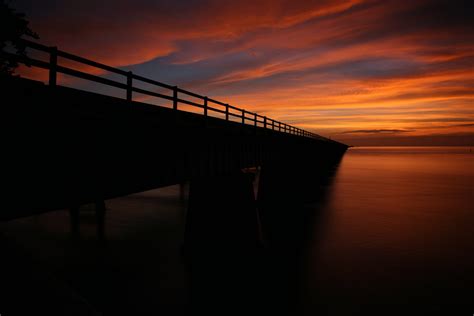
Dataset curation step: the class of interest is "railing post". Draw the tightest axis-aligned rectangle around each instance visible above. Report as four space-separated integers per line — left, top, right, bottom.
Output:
126 71 133 102
204 96 208 117
264 116 267 129
241 110 245 124
225 104 229 121
173 86 178 110
49 46 57 86
254 113 258 136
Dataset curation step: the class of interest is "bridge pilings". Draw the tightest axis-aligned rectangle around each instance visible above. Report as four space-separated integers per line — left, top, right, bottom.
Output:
183 170 265 314
184 171 260 253
67 200 107 241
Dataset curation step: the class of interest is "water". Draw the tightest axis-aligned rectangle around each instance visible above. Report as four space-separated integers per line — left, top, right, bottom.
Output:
302 146 474 314
1 146 473 314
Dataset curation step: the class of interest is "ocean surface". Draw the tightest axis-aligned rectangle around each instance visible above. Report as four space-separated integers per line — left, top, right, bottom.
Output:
1 146 473 314
302 146 474 314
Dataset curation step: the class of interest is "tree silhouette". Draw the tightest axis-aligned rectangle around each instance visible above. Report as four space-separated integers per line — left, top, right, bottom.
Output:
0 0 39 75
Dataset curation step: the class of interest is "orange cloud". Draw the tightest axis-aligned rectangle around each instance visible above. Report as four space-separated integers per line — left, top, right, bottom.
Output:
14 0 474 145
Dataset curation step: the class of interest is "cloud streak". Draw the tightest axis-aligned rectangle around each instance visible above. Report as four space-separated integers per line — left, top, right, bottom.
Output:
14 0 474 145
341 129 415 134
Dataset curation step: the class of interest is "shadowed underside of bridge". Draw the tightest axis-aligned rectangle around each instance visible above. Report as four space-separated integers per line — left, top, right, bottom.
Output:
3 76 347 221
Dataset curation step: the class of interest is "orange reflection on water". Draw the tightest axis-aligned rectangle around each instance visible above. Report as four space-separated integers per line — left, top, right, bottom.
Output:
305 146 474 312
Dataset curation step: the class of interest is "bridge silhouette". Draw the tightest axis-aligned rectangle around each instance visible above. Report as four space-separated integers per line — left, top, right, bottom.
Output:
3 39 348 243
2 39 349 314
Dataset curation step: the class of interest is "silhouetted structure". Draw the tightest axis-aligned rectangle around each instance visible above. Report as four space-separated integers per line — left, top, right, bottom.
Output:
2 39 348 315
3 39 347 221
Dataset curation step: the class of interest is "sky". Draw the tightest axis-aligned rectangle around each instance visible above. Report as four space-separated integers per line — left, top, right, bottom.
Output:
12 0 474 145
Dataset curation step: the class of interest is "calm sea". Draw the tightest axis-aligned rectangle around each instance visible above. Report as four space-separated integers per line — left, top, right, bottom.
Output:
302 146 474 314
1 146 473 314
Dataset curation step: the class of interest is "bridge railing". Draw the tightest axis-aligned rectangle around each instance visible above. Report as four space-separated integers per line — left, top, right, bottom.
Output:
4 39 328 140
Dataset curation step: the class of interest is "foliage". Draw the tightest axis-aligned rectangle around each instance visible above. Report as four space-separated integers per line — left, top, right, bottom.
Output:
0 0 39 75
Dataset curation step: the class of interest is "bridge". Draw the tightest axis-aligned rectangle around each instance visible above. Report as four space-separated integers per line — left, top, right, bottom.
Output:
2 40 348 243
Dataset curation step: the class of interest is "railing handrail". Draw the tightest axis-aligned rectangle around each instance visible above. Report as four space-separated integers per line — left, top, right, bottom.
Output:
8 38 331 140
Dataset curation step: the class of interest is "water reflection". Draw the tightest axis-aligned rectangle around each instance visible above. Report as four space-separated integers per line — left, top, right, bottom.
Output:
184 154 344 315
303 147 474 314
3 147 471 315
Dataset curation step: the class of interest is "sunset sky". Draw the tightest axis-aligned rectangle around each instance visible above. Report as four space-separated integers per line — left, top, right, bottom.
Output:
13 0 474 145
